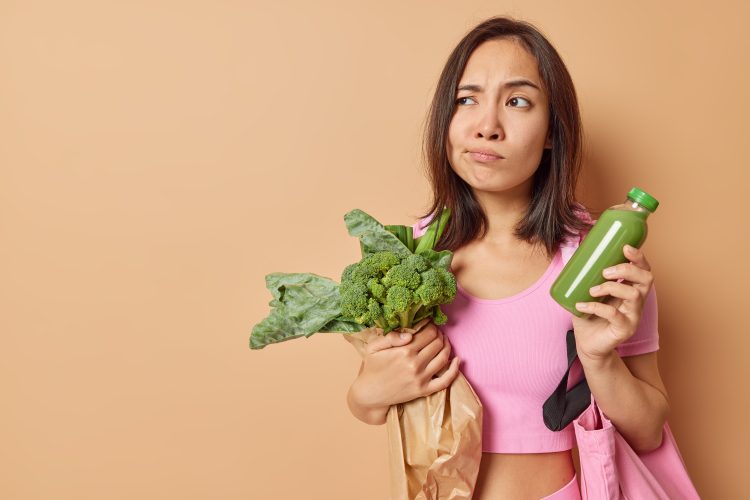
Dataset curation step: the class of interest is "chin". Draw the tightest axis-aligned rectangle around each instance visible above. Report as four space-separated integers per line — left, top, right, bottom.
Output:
460 168 516 191
468 174 534 196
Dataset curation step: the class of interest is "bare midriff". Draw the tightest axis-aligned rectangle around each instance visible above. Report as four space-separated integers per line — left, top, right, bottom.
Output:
473 450 576 499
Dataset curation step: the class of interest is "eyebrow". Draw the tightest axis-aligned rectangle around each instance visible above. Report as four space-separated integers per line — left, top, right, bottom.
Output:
456 79 542 93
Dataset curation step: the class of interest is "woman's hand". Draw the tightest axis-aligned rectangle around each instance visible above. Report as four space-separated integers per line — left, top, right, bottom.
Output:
348 322 461 423
571 244 655 364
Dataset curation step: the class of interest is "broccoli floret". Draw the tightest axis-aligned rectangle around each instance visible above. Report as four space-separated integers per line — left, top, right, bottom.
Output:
402 253 429 273
340 262 359 284
352 297 388 328
410 267 457 325
366 297 384 321
367 277 387 302
381 305 400 329
339 281 369 321
386 285 411 310
435 267 457 298
383 285 415 329
382 263 421 290
433 306 448 326
415 269 444 304
358 251 400 278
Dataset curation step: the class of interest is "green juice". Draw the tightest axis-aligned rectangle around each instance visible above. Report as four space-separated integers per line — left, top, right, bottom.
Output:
550 188 659 316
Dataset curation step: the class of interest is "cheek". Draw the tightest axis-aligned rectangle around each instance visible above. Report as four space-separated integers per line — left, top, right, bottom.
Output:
516 116 549 151
446 120 462 161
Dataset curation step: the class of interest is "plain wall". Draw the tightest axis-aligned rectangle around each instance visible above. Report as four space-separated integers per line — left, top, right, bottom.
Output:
1 1 747 498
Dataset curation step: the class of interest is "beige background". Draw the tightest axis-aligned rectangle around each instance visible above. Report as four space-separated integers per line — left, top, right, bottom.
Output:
1 1 747 498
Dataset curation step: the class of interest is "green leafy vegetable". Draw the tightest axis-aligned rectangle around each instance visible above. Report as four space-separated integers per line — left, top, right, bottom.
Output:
249 207 456 349
343 209 412 257
250 272 364 350
414 207 451 255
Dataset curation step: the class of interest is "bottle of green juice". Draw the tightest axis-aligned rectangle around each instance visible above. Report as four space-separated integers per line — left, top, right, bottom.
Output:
550 187 659 316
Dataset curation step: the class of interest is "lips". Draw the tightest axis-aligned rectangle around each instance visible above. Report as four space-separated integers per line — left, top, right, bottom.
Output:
467 149 504 162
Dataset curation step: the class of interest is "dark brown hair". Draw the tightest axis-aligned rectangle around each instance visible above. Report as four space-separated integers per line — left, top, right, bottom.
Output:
418 16 591 257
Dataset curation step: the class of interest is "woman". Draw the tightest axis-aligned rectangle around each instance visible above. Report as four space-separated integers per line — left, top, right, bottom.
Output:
347 17 669 499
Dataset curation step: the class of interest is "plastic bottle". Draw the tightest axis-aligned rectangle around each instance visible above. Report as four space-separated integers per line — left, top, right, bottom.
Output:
550 187 659 316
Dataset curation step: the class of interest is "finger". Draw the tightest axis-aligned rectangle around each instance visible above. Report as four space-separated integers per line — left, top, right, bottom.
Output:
423 336 452 376
589 281 642 309
407 323 440 352
623 244 651 271
602 262 653 294
599 286 639 317
424 357 461 395
415 331 445 365
575 301 630 331
366 330 415 354
602 294 623 311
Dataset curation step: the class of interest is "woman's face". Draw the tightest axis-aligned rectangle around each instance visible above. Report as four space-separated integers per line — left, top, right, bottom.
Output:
447 38 551 196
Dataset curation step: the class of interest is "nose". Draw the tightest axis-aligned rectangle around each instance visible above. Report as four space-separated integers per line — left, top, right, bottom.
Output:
475 104 504 140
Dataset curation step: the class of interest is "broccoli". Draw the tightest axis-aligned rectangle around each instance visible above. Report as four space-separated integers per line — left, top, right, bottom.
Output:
340 249 456 333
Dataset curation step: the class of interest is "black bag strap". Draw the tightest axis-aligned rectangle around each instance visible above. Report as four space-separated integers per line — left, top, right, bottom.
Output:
542 329 591 431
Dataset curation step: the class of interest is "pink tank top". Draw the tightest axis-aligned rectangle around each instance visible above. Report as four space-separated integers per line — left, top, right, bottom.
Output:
412 210 659 453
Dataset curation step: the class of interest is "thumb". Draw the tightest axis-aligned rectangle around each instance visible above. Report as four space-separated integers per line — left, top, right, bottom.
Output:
367 330 413 354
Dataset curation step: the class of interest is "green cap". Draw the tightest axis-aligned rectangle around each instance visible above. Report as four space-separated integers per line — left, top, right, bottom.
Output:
627 187 659 212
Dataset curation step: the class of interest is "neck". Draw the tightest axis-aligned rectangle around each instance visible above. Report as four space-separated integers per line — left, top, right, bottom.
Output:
472 181 533 245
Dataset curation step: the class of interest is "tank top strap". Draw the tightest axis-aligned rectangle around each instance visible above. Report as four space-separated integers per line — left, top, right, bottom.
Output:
560 240 577 266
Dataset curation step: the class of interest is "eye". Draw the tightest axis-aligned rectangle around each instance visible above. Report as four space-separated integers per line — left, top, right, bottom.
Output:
455 96 476 106
507 96 531 108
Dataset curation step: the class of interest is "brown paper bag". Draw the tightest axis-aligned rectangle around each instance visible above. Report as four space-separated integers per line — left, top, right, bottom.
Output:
344 319 483 500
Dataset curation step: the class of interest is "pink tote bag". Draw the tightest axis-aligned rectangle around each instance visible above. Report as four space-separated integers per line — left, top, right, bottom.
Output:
573 395 701 499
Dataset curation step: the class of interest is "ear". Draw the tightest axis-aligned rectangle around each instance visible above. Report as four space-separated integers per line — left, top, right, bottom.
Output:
544 128 552 149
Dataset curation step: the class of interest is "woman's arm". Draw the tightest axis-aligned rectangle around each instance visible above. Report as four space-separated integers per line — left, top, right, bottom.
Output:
347 362 390 425
579 351 669 452
572 244 669 453
345 324 461 425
